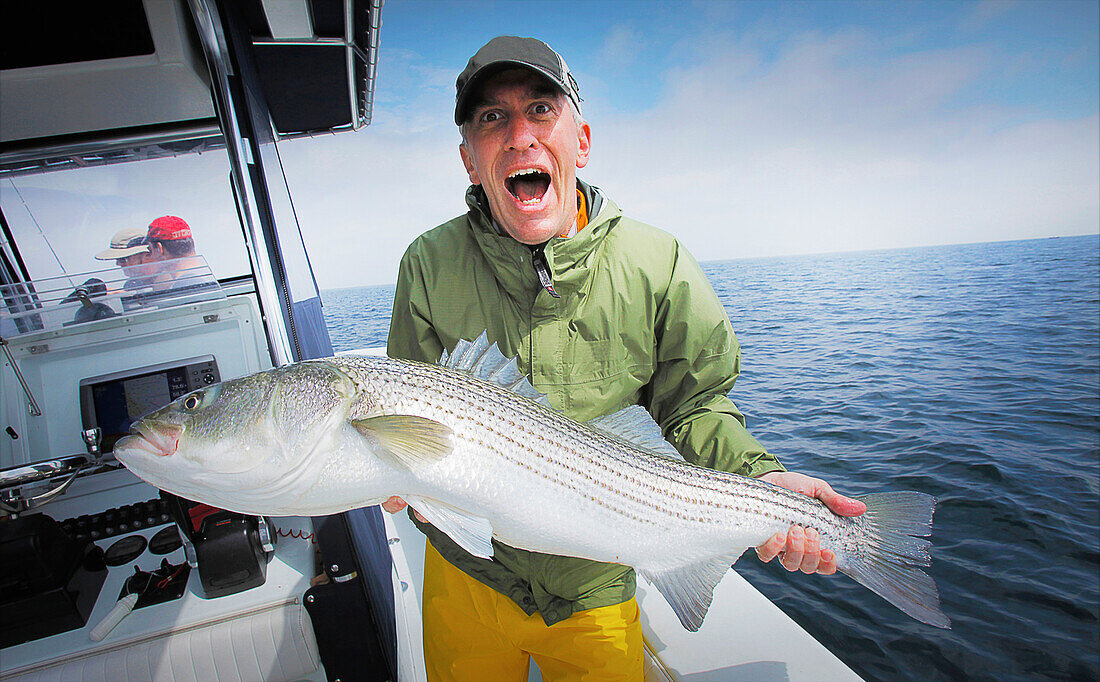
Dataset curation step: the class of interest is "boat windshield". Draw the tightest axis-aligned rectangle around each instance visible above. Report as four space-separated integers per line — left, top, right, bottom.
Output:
2 149 250 285
0 258 224 338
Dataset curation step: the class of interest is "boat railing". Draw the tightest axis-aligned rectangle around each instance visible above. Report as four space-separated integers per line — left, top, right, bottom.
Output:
0 258 224 339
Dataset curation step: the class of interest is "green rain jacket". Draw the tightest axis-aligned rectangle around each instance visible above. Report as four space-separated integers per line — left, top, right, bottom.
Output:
387 180 785 625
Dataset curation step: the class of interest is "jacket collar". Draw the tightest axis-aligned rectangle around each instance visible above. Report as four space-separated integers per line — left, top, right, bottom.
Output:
464 179 621 301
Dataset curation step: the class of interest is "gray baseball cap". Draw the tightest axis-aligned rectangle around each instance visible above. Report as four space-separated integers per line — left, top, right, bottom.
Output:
455 36 582 125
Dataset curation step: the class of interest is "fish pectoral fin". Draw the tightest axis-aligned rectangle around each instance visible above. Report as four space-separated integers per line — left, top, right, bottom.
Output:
349 415 454 469
642 550 746 632
404 495 495 560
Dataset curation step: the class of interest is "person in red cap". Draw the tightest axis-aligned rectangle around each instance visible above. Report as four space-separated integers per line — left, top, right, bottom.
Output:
143 215 204 290
145 215 196 261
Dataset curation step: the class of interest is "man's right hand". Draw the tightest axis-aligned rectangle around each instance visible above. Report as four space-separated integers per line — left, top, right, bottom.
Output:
382 496 427 523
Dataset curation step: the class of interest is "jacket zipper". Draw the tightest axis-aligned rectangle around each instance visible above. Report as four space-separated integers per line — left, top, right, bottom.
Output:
530 246 560 299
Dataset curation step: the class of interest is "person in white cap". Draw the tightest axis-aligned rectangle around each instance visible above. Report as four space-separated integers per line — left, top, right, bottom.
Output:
94 227 152 291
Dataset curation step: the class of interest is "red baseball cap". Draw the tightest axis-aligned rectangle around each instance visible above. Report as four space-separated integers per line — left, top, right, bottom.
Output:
146 215 192 241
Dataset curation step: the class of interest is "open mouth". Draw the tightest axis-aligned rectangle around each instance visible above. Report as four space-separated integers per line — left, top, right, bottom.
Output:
505 168 551 206
120 420 183 458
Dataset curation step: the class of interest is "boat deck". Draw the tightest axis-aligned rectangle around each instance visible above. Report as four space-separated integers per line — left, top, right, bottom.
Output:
384 505 862 681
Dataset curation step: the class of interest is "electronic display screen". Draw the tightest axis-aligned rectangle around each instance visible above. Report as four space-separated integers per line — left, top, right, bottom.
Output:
90 368 190 449
80 357 217 452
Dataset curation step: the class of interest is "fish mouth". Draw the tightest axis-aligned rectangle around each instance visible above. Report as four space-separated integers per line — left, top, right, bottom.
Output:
115 420 183 459
505 168 551 207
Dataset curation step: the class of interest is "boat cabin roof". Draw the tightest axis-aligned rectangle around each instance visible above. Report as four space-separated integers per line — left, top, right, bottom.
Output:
1 0 380 177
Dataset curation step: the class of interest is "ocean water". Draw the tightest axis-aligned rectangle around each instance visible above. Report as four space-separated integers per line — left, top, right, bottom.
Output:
321 235 1100 681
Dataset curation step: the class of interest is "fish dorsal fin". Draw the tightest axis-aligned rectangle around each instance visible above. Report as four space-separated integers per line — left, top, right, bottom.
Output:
587 405 684 460
403 495 495 560
642 550 746 632
441 332 550 406
441 330 493 372
350 415 453 469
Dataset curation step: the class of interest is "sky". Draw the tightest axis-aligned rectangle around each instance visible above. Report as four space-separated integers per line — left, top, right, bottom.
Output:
3 0 1096 291
275 0 1099 289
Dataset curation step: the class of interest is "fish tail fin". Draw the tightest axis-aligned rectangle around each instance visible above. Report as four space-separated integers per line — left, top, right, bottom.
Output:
841 491 951 629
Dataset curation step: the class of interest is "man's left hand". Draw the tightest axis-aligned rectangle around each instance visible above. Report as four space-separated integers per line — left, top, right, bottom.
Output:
753 471 867 575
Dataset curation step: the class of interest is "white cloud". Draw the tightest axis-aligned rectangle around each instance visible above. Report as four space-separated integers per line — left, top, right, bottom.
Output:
958 0 1021 33
281 127 470 288
282 23 1098 289
596 24 645 69
584 29 1098 263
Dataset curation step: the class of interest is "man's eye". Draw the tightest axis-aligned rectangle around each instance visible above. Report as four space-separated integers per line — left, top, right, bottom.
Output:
532 103 552 115
480 111 502 123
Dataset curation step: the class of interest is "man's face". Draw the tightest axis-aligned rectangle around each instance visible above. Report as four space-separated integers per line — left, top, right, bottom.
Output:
459 69 591 245
116 251 149 275
145 242 174 263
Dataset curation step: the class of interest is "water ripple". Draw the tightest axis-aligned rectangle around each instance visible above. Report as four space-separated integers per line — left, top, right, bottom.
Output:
324 236 1100 681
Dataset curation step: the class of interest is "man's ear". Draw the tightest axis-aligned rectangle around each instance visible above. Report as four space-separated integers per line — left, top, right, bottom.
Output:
459 143 482 185
575 120 591 169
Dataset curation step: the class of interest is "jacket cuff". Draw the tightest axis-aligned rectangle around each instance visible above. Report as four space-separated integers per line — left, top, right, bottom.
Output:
746 457 786 479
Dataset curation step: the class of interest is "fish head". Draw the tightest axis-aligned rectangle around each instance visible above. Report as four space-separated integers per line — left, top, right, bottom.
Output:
114 360 358 511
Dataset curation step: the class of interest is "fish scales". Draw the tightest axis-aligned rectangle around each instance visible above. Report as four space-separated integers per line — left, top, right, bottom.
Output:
352 358 693 533
337 355 837 566
322 355 832 552
461 360 833 529
114 333 950 630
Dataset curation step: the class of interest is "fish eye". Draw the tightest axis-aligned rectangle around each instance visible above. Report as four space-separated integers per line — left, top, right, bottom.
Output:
183 393 203 411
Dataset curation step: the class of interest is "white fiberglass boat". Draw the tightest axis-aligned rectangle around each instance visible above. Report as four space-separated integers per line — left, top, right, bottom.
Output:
0 3 860 680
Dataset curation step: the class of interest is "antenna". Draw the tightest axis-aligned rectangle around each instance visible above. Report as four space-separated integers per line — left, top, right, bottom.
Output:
5 177 75 288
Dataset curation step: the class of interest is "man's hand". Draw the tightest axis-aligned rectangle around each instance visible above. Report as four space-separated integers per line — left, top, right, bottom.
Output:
382 496 427 523
754 471 867 575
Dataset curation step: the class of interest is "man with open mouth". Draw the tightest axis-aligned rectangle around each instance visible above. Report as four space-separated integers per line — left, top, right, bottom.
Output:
384 36 865 680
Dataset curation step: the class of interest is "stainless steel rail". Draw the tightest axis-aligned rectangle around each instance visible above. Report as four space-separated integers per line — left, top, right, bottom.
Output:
1 335 41 416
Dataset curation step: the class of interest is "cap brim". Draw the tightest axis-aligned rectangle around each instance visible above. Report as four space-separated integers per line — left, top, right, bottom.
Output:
95 245 148 260
455 61 569 125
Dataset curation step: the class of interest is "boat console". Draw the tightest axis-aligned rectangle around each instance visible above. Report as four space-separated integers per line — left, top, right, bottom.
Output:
0 272 327 681
0 1 396 679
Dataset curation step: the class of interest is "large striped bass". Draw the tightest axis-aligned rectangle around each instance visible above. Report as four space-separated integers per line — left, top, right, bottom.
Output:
114 333 950 630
